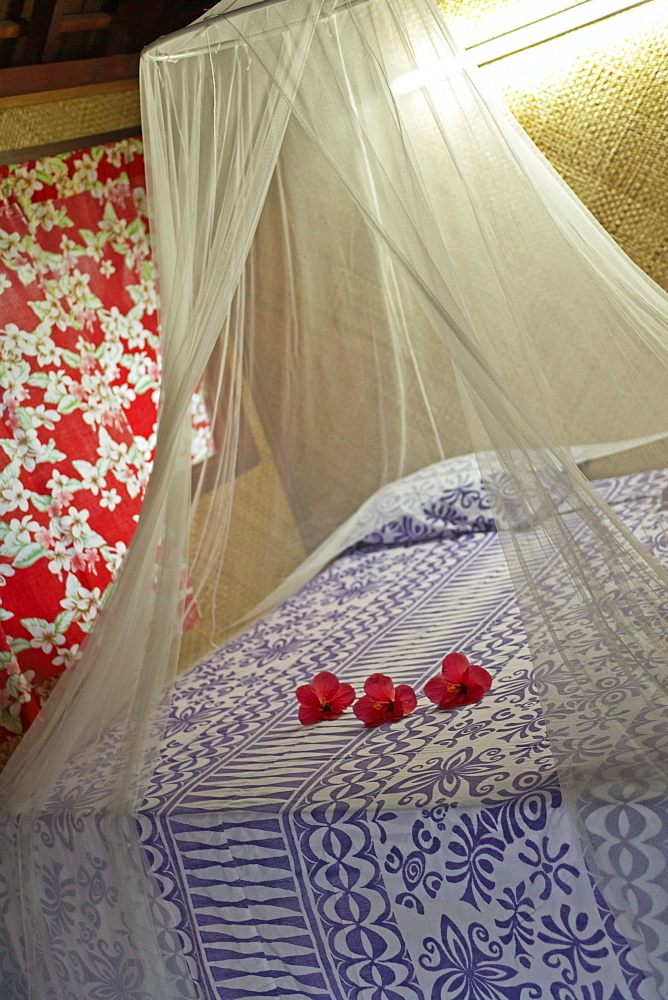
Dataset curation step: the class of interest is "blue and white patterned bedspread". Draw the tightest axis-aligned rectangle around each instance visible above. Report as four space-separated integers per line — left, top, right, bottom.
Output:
139 459 667 1000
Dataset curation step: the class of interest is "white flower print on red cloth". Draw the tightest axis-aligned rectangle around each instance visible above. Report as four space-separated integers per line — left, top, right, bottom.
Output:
0 139 210 758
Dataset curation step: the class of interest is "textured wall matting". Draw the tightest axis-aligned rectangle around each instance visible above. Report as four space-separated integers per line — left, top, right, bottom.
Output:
439 0 668 290
0 86 140 153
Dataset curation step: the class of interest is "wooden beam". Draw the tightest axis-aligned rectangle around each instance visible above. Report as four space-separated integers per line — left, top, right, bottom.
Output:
42 0 71 63
0 53 140 99
0 19 25 40
58 13 113 35
19 1 64 66
0 77 138 110
105 1 209 55
0 125 142 167
105 1 165 55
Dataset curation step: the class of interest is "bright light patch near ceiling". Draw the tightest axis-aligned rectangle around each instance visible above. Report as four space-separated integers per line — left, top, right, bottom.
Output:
468 0 657 65
394 0 658 93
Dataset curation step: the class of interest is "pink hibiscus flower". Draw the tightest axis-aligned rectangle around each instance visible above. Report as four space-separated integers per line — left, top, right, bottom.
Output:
295 671 356 725
353 673 417 727
424 652 492 710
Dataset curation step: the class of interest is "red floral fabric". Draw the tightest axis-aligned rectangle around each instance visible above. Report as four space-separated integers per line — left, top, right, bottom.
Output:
0 139 209 752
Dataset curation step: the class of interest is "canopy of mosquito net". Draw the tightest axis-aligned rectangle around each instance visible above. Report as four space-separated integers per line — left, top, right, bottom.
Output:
1 0 667 997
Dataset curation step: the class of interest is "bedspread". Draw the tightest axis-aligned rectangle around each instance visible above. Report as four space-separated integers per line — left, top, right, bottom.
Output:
136 464 666 1000
2 461 665 1000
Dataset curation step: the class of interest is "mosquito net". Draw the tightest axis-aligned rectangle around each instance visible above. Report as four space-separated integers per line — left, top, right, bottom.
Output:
1 0 667 997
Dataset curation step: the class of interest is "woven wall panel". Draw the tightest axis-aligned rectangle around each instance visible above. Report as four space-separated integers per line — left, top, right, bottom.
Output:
437 0 588 47
179 377 308 669
0 86 140 152
439 1 668 290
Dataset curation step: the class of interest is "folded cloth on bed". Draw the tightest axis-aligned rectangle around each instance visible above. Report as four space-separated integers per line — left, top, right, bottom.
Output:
346 454 496 549
342 453 666 552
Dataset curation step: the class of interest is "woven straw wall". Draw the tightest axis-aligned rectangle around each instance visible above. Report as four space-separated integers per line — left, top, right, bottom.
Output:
439 0 668 291
0 86 140 153
180 379 308 666
441 0 668 482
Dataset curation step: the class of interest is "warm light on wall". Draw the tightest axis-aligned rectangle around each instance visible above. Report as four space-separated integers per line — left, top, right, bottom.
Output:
392 0 658 93
467 0 657 65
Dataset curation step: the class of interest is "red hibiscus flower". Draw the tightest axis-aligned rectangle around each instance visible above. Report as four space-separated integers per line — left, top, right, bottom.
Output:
353 673 417 727
296 671 356 725
424 652 492 710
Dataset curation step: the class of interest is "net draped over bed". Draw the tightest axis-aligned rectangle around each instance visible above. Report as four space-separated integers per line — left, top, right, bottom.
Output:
1 0 667 997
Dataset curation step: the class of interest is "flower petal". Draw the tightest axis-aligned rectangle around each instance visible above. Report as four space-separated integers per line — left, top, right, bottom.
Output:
424 675 449 704
295 684 320 707
458 682 487 706
384 701 405 723
363 673 395 701
441 652 469 678
298 704 324 725
438 690 467 710
353 695 389 727
311 671 341 702
329 682 356 713
463 664 493 693
395 684 417 716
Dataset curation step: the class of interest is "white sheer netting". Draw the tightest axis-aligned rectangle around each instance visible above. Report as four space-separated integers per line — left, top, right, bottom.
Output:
1 1 667 997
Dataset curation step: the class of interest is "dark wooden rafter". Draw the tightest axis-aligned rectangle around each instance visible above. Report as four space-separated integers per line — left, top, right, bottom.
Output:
0 2 207 105
60 12 113 35
0 0 25 43
18 0 66 66
105 1 172 55
0 20 25 40
35 3 129 63
104 1 209 56
5 1 117 67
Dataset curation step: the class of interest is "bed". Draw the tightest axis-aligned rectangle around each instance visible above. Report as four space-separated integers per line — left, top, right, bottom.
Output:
133 458 665 1000
2 458 665 1000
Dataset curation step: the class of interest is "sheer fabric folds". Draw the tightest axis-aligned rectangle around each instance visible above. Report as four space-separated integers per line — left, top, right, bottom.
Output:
1 0 668 996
